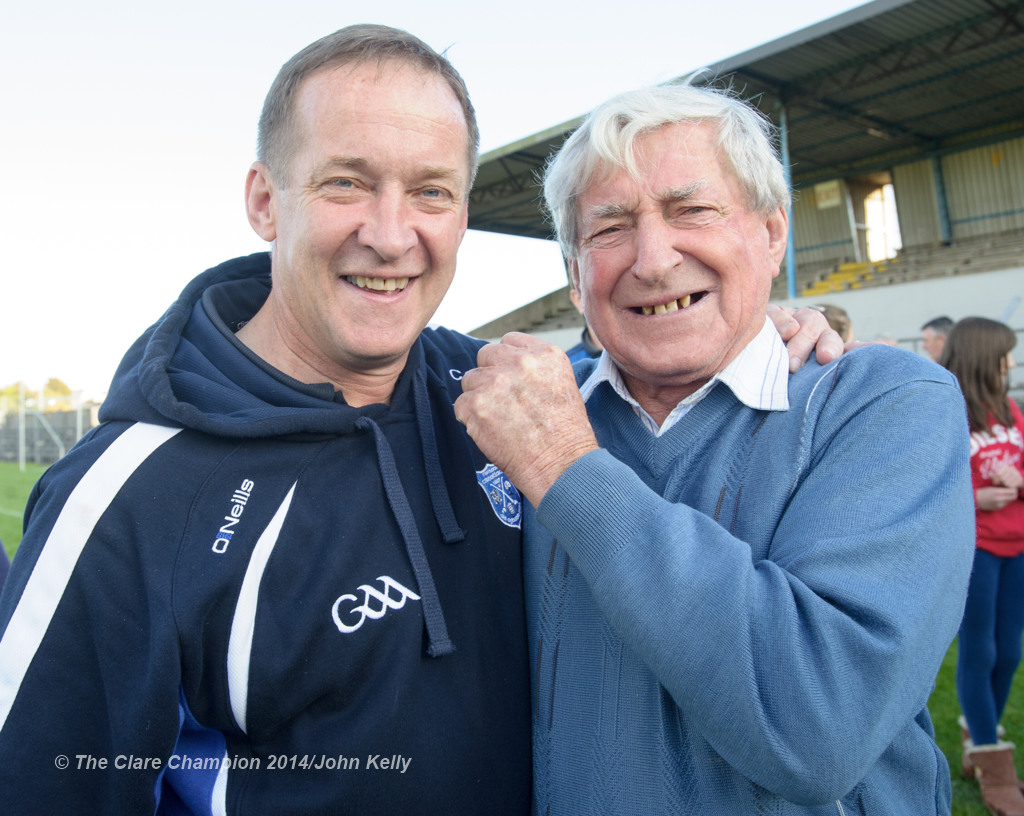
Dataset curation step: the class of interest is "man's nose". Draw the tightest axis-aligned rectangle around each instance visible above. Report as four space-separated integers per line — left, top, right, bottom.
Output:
630 215 681 283
358 188 417 261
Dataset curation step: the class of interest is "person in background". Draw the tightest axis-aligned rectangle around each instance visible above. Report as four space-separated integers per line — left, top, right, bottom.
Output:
942 317 1024 816
456 80 975 815
0 25 533 815
923 315 955 361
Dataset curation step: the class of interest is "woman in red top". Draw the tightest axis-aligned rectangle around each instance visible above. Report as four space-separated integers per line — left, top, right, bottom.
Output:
943 316 1024 816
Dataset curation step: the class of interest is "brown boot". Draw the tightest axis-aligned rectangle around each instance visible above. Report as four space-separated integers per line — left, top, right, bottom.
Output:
968 742 1024 816
960 718 1018 789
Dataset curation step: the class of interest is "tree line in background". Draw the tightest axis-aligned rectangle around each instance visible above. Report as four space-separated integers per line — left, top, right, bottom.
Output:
0 379 75 413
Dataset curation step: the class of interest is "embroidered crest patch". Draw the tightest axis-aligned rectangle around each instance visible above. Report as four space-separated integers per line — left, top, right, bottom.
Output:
476 463 522 529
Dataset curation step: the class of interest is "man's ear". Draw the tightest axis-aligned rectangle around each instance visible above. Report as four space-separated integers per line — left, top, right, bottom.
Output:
245 162 278 243
568 287 584 316
568 258 582 297
766 206 789 269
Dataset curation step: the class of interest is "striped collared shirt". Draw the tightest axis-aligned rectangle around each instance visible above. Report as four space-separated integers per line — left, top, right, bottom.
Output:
579 316 790 436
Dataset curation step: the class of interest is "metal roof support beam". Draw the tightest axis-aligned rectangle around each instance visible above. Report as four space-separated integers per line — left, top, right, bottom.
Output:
779 103 798 299
931 155 953 244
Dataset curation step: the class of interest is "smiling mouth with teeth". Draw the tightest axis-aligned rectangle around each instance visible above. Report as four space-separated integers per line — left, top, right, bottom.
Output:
345 275 410 294
637 292 705 315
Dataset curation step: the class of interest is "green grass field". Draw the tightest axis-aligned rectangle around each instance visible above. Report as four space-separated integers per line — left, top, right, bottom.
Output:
0 460 1020 811
0 461 44 561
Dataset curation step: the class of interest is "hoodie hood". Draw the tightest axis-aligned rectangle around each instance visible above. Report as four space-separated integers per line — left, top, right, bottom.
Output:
101 252 409 437
101 252 469 657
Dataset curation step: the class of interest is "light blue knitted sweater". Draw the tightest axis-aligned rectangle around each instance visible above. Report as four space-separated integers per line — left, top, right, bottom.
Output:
527 345 975 815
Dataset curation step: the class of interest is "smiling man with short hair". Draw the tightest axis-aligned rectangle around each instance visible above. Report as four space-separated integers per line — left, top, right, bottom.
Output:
0 26 530 815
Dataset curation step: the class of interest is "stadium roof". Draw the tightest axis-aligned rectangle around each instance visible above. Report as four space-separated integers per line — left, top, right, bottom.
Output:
467 0 1024 241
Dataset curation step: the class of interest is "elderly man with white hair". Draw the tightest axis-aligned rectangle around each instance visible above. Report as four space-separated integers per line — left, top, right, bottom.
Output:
456 83 975 815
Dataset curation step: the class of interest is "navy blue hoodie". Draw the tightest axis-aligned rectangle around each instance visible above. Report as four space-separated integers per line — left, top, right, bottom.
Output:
0 253 531 815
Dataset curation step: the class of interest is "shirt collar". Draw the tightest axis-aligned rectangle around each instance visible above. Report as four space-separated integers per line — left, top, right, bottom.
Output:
579 316 790 436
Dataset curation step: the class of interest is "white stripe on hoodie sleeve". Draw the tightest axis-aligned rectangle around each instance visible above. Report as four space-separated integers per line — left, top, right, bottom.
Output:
0 422 181 731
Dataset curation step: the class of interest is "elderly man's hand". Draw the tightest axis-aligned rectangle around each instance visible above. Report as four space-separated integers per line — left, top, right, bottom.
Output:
455 333 599 507
767 305 846 372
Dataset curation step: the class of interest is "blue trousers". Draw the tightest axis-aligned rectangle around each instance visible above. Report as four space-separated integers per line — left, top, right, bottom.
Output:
957 548 1024 745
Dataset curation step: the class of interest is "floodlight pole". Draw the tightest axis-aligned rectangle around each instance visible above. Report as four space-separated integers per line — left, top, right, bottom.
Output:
778 104 797 301
18 381 26 472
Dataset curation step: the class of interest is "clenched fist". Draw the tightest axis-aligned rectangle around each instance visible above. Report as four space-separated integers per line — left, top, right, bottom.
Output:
454 333 600 507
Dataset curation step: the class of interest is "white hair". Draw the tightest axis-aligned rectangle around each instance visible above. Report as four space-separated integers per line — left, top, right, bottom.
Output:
543 82 791 259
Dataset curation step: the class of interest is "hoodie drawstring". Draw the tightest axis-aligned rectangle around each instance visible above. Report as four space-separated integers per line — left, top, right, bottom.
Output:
355 415 456 658
413 371 465 545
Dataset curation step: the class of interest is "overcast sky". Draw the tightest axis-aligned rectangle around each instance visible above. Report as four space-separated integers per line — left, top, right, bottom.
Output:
2 0 868 395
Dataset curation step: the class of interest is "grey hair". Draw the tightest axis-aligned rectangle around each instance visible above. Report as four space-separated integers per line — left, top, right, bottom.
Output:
921 315 954 336
257 24 479 187
543 81 790 259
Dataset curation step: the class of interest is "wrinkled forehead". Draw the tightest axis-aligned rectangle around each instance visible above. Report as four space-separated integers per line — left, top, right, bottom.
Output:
581 125 738 209
302 59 467 130
285 58 474 183
582 121 726 191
